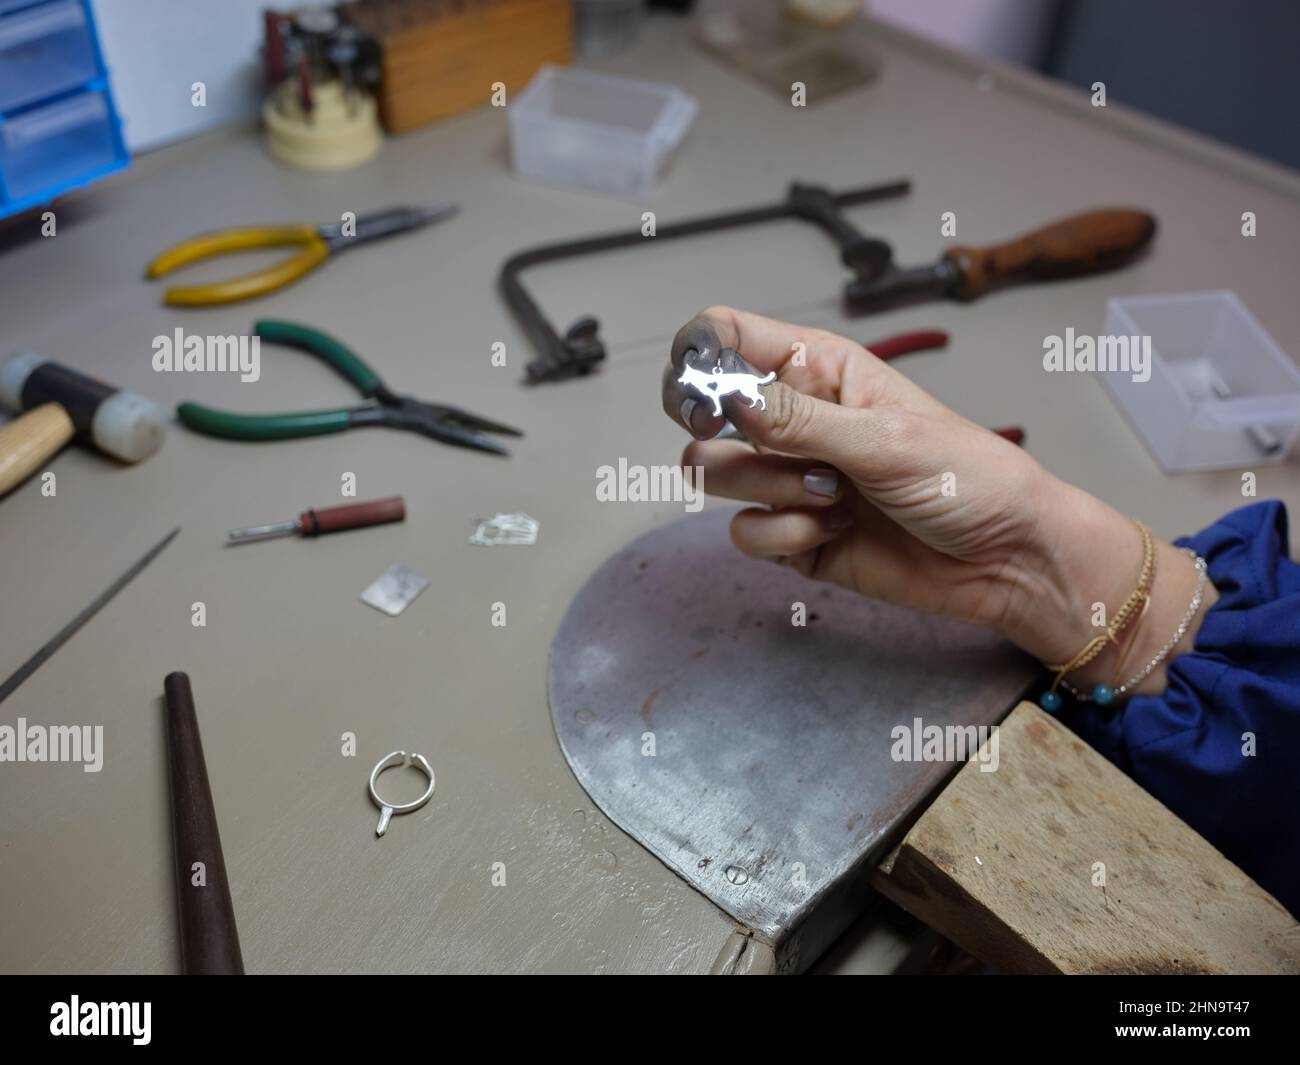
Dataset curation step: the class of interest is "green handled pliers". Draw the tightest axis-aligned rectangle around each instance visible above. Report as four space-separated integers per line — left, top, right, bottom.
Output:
177 320 522 456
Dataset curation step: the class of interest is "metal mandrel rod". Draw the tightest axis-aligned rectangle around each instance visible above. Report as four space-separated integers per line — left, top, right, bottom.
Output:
163 672 244 975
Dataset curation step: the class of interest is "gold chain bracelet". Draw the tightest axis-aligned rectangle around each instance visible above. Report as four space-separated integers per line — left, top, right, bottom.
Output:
1039 519 1155 711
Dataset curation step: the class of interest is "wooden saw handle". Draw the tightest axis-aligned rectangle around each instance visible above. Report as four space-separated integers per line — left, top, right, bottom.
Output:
943 208 1157 300
0 402 75 497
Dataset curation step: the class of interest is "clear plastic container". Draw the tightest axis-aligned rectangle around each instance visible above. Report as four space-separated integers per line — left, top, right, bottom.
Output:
509 64 698 197
1101 291 1300 472
0 0 99 114
0 89 117 202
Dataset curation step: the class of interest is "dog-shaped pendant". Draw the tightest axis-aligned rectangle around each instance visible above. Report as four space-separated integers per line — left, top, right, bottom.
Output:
678 362 776 417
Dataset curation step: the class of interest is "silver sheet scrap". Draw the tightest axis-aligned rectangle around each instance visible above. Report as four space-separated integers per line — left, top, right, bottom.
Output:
469 512 539 546
360 563 431 616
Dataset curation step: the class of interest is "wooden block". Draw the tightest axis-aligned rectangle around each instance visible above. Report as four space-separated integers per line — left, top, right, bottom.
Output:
871 701 1300 974
343 0 573 134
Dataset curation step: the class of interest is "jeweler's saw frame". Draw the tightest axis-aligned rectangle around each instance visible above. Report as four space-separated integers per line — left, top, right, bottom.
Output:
501 179 909 383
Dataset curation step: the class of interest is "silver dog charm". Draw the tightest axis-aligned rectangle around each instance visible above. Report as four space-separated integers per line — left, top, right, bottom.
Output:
678 361 776 417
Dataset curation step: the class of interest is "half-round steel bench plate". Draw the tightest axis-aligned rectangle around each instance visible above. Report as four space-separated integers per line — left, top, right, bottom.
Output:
549 509 1035 963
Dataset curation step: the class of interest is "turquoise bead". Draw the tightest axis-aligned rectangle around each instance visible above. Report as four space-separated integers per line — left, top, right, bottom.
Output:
1093 684 1115 705
1039 690 1062 712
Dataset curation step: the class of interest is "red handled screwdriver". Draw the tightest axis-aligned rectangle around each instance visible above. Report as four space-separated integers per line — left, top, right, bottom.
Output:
226 495 405 545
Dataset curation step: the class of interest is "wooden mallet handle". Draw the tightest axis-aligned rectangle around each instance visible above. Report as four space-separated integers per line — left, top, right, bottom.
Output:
0 403 75 497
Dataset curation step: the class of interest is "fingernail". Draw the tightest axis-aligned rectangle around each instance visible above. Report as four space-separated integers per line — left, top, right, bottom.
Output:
804 468 839 498
680 397 700 433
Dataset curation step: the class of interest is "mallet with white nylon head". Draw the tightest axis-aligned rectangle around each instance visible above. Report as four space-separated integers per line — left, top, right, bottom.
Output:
0 352 165 496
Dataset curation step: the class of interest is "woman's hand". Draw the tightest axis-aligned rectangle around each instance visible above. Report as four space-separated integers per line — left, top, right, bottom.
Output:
662 307 1213 694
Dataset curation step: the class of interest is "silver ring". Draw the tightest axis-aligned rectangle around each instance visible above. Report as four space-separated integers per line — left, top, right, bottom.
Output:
368 750 435 837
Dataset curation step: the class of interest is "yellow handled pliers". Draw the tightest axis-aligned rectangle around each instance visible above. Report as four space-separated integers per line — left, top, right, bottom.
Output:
145 203 458 306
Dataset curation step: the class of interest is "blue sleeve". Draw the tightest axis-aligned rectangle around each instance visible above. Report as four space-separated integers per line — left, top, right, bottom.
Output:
1059 500 1300 917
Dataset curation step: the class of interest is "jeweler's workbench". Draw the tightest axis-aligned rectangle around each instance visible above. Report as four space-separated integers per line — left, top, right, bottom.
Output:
1 15 1298 974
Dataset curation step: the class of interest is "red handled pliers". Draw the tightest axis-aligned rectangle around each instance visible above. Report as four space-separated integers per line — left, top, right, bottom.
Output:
866 330 1024 446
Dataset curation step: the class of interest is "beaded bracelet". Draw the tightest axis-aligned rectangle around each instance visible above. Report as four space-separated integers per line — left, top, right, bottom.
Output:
1059 550 1208 704
1038 519 1155 711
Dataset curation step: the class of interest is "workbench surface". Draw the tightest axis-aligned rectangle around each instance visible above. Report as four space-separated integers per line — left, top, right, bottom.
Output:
2 15 1297 974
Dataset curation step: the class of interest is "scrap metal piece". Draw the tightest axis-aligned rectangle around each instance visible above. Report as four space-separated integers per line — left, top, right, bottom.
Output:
549 509 1036 971
360 563 429 616
469 512 539 546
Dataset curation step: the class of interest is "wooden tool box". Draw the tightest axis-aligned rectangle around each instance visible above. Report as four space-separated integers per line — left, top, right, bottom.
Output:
341 0 572 134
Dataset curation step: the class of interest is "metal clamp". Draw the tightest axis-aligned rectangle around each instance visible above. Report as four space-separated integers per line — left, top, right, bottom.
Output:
368 750 435 837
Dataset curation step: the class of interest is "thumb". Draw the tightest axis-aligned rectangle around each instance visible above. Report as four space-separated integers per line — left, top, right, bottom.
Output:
729 380 903 477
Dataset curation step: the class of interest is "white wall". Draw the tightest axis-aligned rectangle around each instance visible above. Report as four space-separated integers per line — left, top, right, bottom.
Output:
91 0 1058 154
92 0 265 151
868 0 1058 68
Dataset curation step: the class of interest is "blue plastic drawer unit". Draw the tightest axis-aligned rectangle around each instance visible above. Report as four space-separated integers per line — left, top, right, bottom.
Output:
2 89 117 201
0 0 98 112
0 0 128 219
